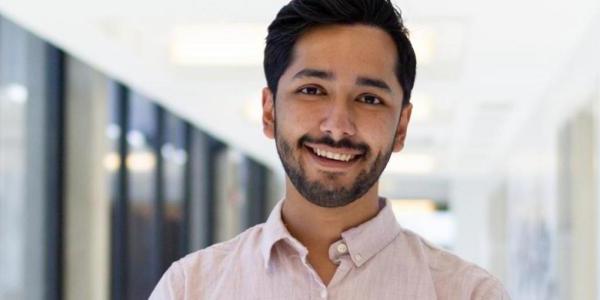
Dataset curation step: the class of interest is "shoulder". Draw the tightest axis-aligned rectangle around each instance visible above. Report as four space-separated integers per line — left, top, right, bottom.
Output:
149 223 267 299
400 228 510 299
179 223 266 275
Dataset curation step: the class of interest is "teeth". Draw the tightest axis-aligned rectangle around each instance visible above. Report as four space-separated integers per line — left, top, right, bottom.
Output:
312 147 356 162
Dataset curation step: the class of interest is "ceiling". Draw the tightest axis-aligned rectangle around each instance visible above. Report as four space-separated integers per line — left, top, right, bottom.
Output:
0 0 597 199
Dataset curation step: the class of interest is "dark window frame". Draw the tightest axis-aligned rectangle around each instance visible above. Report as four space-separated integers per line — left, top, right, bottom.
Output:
110 82 130 300
45 43 66 300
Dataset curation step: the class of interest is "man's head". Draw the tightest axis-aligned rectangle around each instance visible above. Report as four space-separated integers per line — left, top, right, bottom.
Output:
262 0 416 208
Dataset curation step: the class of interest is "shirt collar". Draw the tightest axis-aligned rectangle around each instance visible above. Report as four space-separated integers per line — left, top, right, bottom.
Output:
260 199 303 269
260 197 402 269
341 198 402 267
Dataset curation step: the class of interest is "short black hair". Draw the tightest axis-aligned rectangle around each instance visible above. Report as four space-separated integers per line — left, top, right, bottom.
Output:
264 0 417 105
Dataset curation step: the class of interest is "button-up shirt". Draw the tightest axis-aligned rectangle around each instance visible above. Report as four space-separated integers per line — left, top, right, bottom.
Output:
150 198 510 299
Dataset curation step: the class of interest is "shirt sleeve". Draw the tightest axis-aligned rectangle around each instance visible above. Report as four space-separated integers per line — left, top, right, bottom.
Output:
149 261 186 300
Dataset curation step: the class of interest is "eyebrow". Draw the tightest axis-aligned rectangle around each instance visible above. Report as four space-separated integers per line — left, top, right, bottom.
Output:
292 68 334 80
292 68 392 94
356 76 392 93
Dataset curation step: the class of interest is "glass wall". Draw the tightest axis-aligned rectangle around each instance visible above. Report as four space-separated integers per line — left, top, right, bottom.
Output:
0 13 276 300
161 113 189 267
215 149 245 242
106 88 272 299
0 16 63 300
126 92 160 299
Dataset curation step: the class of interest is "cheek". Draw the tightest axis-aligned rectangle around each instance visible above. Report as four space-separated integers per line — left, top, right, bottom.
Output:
356 112 396 142
278 101 324 130
275 105 309 141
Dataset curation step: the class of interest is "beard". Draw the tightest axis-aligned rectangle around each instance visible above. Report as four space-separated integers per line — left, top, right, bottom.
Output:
274 126 394 208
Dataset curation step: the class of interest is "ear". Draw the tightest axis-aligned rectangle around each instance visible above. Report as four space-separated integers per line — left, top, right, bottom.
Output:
262 87 275 139
392 102 412 152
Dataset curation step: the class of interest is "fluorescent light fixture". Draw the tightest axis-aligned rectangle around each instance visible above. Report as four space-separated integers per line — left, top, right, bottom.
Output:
391 206 456 247
0 83 28 104
170 23 267 66
126 152 156 172
390 198 436 214
172 149 188 165
127 130 146 147
385 153 435 174
103 152 158 172
161 143 188 165
103 152 120 172
106 124 121 140
161 143 176 159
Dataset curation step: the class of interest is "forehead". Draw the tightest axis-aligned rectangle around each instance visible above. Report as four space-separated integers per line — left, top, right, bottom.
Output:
286 24 399 86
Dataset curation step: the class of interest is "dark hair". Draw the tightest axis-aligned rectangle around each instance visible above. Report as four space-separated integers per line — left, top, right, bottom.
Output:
264 0 417 105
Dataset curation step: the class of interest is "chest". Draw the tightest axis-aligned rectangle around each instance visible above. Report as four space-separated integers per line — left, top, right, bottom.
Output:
188 255 438 300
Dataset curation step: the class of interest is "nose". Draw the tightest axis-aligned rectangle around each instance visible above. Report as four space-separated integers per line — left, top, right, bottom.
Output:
319 100 357 141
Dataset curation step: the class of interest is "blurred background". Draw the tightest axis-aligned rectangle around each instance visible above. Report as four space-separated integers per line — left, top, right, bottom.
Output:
0 0 598 299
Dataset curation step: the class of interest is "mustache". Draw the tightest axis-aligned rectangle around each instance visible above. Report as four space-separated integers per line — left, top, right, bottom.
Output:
298 135 370 154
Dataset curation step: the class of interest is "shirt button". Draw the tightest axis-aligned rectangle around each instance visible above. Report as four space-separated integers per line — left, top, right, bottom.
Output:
354 254 362 262
336 243 348 254
320 289 328 298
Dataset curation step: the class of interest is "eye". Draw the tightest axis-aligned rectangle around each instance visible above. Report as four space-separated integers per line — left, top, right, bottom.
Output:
357 94 383 105
298 86 325 95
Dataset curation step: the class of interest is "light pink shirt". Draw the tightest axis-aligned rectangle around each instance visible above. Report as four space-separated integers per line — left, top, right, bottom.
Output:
150 198 510 299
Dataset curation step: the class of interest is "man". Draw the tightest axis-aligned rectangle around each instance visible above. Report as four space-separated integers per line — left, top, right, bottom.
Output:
150 0 510 299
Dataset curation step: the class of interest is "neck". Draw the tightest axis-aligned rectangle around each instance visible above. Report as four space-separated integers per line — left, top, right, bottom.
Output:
281 177 381 251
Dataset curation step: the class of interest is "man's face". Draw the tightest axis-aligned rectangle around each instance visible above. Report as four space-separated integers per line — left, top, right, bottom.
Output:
262 24 412 208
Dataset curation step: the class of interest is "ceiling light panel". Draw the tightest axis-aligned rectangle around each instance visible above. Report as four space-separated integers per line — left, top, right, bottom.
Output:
384 153 436 175
170 23 267 66
407 18 468 80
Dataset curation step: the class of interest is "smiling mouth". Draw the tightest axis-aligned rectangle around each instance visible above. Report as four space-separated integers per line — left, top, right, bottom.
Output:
304 144 364 163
